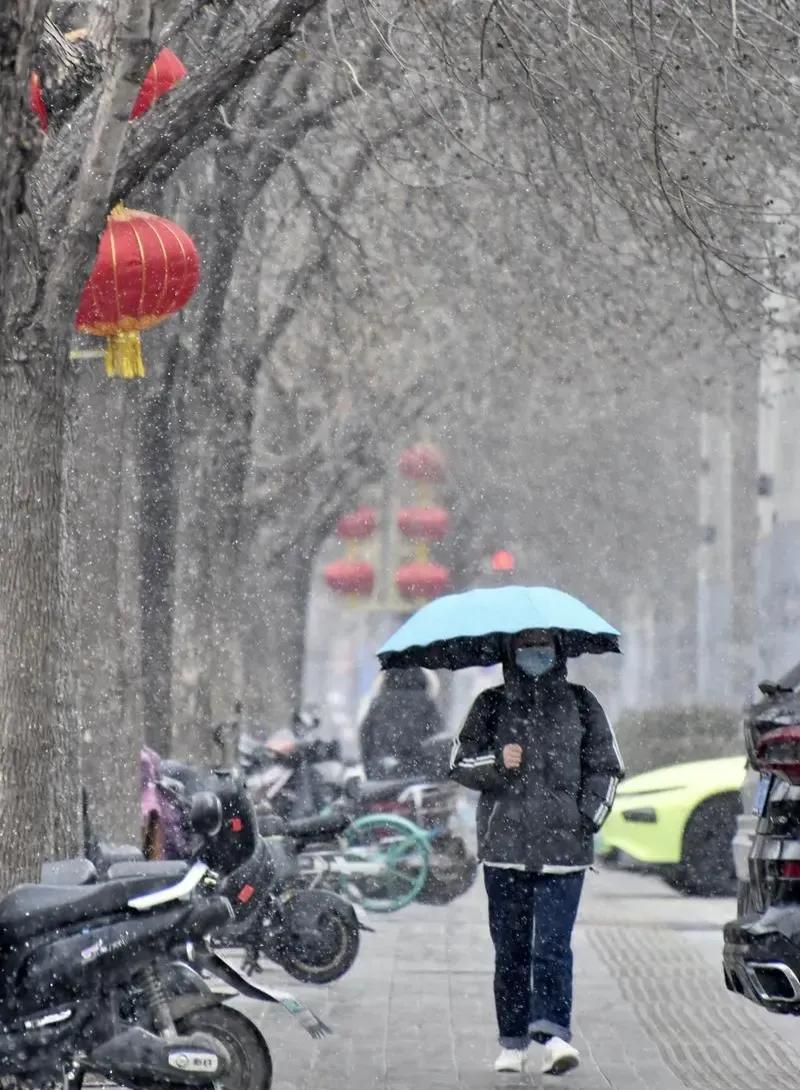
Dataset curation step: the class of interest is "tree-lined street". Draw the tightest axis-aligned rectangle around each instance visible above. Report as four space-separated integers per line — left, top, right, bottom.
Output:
6 1 800 880
6 5 800 1086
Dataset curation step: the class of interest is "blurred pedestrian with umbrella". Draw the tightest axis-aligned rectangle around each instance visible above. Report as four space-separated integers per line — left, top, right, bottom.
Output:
378 586 624 1076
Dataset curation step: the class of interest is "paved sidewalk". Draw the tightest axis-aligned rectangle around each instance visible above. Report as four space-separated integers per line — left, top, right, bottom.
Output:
242 868 800 1089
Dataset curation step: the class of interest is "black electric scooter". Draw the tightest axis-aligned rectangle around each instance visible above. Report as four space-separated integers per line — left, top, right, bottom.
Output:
4 776 328 1090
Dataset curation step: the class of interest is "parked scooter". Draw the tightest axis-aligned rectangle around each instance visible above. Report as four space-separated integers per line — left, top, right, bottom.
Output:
239 711 343 821
239 724 431 911
262 805 431 913
242 716 476 906
348 758 478 905
5 775 328 1090
143 748 362 985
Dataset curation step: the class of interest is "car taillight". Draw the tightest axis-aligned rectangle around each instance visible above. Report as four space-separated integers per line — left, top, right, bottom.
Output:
779 861 800 880
756 726 800 783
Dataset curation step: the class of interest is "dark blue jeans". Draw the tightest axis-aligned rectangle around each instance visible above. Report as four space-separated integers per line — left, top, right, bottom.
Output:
484 866 585 1048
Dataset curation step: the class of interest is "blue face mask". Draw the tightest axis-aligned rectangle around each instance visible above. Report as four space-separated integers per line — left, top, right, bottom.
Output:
514 645 556 678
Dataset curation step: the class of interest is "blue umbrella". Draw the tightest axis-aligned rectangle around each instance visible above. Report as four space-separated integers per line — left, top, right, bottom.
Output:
377 585 620 670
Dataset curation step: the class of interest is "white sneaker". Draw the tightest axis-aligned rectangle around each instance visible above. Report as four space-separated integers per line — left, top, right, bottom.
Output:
541 1037 580 1076
494 1048 527 1073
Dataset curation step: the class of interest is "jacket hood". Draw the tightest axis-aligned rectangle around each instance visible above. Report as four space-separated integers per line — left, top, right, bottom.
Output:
501 634 567 700
358 666 440 723
383 667 428 691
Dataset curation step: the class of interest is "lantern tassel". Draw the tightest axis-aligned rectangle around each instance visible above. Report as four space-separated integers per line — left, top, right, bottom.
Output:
104 331 145 379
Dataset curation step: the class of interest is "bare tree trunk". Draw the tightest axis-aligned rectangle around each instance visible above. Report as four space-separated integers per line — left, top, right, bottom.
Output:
139 356 179 755
0 347 80 888
172 444 215 763
0 2 49 366
68 371 141 845
243 544 313 728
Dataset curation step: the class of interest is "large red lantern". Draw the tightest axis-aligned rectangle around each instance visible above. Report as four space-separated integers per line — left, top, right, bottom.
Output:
395 561 450 602
324 559 375 597
337 507 378 541
397 505 450 542
130 48 187 120
398 443 446 483
75 204 200 378
29 46 186 132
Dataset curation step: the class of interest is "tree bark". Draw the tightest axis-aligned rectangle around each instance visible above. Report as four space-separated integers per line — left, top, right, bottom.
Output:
0 0 330 884
0 2 49 368
139 346 179 755
0 345 80 888
243 546 313 728
69 373 141 845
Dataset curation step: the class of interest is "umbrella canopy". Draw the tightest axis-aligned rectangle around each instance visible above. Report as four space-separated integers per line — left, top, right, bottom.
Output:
377 585 620 670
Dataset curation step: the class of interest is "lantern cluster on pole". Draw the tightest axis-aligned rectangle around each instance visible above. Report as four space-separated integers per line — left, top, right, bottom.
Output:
324 507 378 603
322 443 451 611
394 443 450 603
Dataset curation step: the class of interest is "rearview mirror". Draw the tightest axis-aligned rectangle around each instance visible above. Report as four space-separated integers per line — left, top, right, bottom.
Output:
189 791 223 837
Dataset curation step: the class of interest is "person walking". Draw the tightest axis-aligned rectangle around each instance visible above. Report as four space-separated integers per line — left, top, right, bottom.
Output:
450 629 623 1076
359 666 444 779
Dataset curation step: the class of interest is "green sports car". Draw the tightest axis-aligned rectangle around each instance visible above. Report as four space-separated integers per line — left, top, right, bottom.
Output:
595 755 746 896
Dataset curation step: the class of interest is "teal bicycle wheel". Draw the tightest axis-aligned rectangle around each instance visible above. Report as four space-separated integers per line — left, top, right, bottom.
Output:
343 813 431 913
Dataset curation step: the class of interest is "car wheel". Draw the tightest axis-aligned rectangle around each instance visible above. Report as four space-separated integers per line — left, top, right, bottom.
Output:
664 794 740 897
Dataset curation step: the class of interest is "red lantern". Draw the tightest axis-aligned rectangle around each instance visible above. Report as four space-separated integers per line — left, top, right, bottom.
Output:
491 550 515 573
324 559 375 597
130 48 187 120
398 443 446 483
397 505 450 542
395 561 450 601
29 73 47 132
336 507 378 541
29 46 186 132
75 204 200 378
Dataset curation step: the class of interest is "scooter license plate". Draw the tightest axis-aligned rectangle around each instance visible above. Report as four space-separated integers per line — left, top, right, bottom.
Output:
754 774 771 816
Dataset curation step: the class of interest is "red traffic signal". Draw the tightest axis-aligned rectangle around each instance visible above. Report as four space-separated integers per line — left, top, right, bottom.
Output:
490 550 515 573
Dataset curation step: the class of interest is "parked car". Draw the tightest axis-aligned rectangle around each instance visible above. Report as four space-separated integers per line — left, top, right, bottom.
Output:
595 755 745 896
724 660 800 1012
732 765 761 913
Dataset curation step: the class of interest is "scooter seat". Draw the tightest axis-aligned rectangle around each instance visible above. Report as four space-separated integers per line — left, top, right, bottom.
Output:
107 860 188 881
0 873 184 944
93 842 145 872
40 857 99 886
285 812 351 841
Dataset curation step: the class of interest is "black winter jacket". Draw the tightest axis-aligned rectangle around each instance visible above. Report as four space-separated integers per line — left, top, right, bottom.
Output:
360 668 444 779
450 670 623 869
